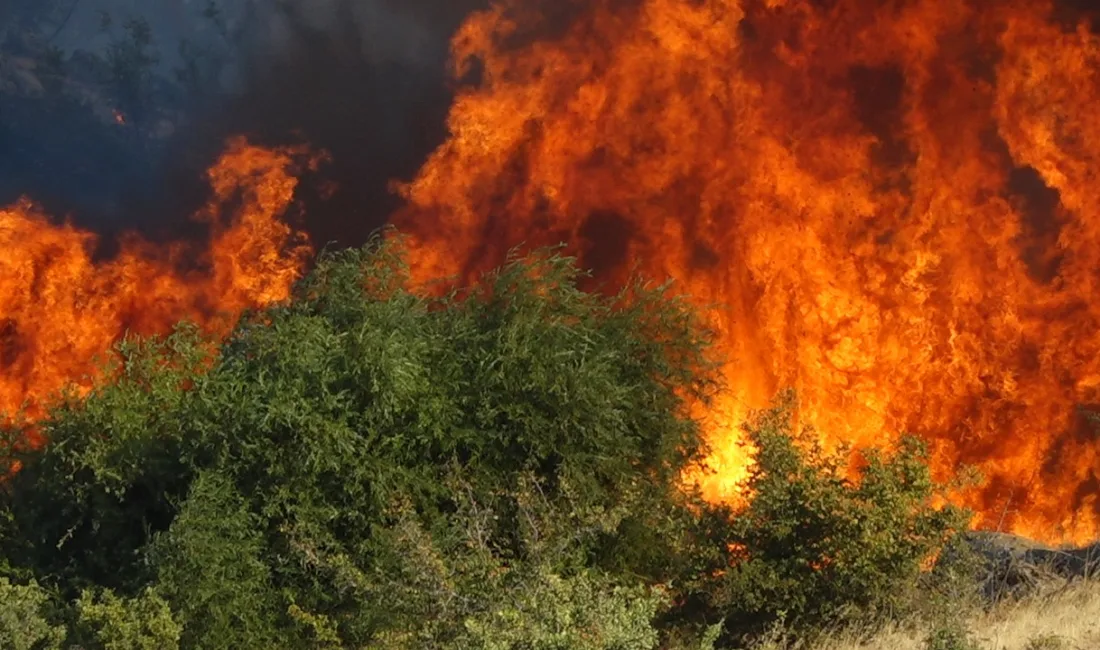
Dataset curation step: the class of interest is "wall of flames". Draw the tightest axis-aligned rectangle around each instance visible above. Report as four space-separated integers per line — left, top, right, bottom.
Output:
0 139 313 429
391 0 1100 543
3 0 1100 544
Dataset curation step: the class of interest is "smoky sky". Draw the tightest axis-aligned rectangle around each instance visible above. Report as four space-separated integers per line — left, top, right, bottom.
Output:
1 0 488 249
5 0 1097 254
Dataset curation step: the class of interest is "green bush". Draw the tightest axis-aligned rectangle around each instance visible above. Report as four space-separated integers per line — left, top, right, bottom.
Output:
71 587 181 650
149 471 279 649
0 239 721 648
453 569 665 650
695 391 970 639
360 482 671 650
0 238 971 648
0 577 65 650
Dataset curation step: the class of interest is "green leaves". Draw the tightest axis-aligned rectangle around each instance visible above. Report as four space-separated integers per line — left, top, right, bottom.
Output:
72 588 181 650
0 578 65 650
703 390 971 638
149 471 278 650
0 239 972 648
0 239 721 647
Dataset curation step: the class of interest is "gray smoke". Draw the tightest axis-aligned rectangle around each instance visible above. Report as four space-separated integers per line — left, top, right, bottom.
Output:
1 0 486 248
47 0 442 74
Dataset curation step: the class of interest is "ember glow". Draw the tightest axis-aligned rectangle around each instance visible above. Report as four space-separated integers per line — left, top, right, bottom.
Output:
0 139 313 424
392 0 1100 543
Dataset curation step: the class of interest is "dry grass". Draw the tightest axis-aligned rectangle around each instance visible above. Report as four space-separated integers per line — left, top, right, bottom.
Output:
971 581 1100 650
749 580 1100 650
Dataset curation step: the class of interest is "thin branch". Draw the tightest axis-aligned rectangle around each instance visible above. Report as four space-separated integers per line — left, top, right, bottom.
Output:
47 0 81 43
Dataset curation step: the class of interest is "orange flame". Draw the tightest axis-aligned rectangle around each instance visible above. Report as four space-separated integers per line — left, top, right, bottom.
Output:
0 138 313 425
392 0 1100 543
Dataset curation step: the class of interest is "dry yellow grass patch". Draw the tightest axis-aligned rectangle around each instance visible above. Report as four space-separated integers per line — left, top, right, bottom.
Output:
972 581 1100 650
749 580 1100 650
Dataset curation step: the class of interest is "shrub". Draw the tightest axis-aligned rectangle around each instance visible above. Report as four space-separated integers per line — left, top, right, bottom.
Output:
0 239 720 647
697 391 971 639
0 239 973 648
149 470 279 649
0 577 65 650
454 569 666 650
70 587 181 650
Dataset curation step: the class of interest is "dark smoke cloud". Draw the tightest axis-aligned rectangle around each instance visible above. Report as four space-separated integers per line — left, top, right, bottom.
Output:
2 0 487 248
165 0 491 248
14 0 1092 253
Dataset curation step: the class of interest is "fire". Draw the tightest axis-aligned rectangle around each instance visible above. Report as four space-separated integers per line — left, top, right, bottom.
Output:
0 138 313 426
392 0 1100 543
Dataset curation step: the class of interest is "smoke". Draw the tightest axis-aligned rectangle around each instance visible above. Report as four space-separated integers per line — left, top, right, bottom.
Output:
175 0 492 248
2 0 487 248
6 0 1095 252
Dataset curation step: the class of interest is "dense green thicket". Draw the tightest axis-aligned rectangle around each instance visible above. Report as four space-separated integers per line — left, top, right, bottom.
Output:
0 239 969 649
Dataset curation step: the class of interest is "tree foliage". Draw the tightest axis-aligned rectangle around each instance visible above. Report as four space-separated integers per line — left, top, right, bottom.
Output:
0 577 66 650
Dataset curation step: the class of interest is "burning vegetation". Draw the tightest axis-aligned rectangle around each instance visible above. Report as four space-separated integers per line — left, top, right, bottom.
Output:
2 0 1100 554
393 0 1100 543
0 139 313 422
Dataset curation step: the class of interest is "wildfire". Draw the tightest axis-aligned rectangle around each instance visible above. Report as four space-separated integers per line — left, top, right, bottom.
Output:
0 138 313 425
392 0 1100 544
5 0 1099 546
